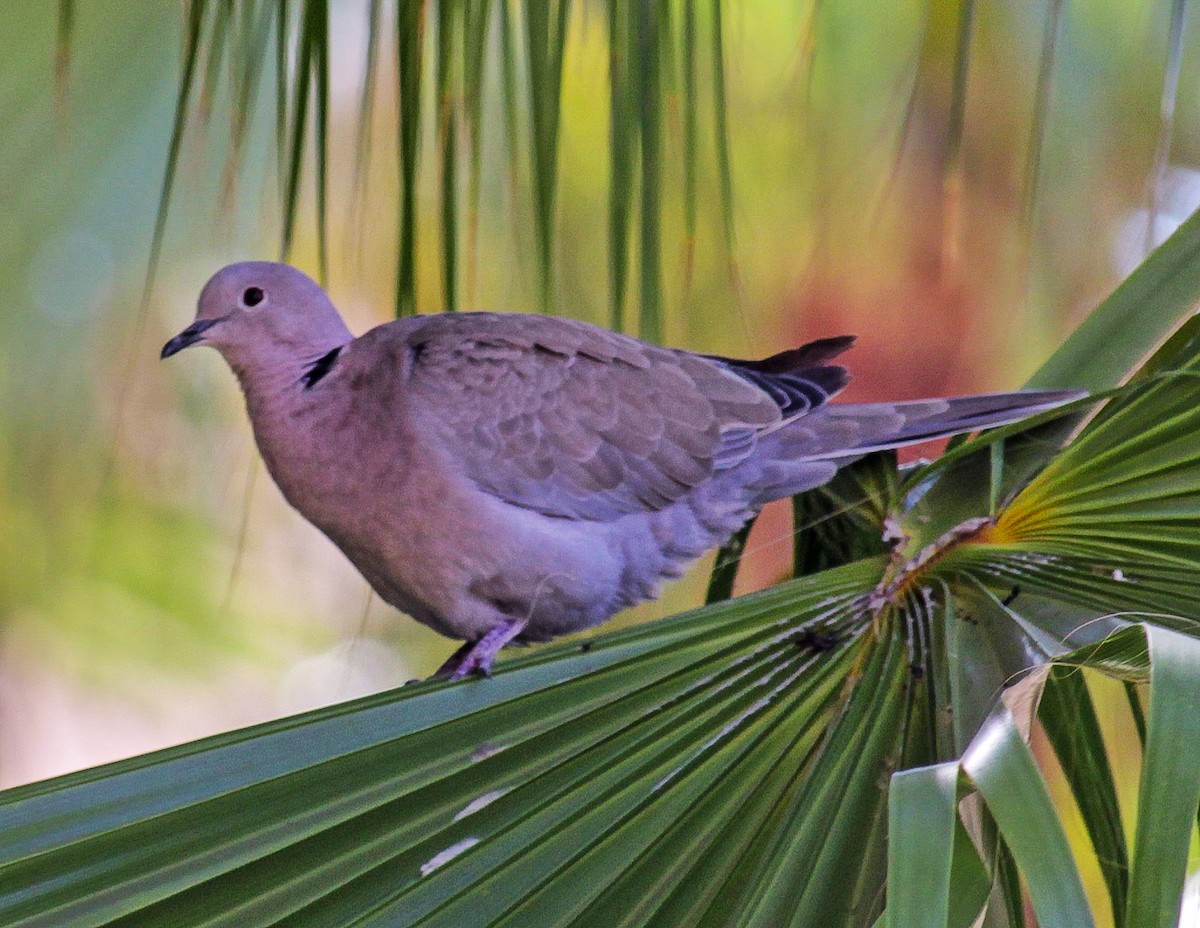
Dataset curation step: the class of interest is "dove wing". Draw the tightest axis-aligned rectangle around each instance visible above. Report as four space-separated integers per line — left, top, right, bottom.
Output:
382 313 790 521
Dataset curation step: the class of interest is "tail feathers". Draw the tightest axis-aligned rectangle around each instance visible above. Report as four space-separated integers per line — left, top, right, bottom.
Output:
800 389 1085 460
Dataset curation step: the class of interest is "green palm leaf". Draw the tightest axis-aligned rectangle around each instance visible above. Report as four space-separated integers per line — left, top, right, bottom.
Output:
887 623 1200 928
0 564 882 926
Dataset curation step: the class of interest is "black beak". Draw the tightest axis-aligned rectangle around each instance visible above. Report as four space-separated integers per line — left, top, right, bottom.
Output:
161 318 222 359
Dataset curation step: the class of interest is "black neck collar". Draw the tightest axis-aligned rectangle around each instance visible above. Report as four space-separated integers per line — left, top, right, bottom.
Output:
301 346 343 389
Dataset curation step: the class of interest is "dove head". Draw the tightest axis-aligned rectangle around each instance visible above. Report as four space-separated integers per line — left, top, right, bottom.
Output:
161 262 353 376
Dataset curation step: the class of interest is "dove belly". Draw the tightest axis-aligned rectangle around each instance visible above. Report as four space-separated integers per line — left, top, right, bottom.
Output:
259 441 620 640
317 490 632 642
267 453 754 643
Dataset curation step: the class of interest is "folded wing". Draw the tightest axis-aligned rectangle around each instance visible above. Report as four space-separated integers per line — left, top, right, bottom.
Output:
398 316 857 520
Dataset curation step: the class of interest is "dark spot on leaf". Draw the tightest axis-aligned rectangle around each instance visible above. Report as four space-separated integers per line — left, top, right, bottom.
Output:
795 628 839 651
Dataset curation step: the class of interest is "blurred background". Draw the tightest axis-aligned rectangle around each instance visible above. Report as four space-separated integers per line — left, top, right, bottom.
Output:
0 0 1194 810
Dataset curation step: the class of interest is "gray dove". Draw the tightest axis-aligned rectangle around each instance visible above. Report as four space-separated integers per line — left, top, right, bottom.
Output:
162 262 1080 679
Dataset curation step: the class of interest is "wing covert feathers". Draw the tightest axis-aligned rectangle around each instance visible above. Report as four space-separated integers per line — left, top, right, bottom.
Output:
399 314 791 520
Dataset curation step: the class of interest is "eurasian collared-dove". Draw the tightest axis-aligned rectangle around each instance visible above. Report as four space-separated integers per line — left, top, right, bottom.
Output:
162 262 1081 679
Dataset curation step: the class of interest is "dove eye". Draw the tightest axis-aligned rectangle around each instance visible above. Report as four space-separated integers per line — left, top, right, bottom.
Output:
242 286 265 308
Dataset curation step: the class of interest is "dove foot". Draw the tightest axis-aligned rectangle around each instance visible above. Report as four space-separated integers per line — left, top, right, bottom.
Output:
436 619 529 681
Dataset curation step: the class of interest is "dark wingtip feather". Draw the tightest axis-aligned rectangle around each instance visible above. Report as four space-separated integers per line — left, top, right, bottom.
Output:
740 335 857 374
803 364 852 397
706 336 857 418
704 334 857 375
718 361 853 418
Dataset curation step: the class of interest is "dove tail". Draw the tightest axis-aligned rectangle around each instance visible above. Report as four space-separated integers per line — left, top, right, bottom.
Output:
816 389 1086 458
743 388 1085 504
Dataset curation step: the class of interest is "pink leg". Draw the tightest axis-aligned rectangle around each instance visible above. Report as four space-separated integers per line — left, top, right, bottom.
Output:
435 619 528 681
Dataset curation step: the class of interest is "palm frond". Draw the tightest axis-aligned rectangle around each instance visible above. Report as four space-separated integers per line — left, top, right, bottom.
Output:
888 624 1200 928
0 564 895 926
